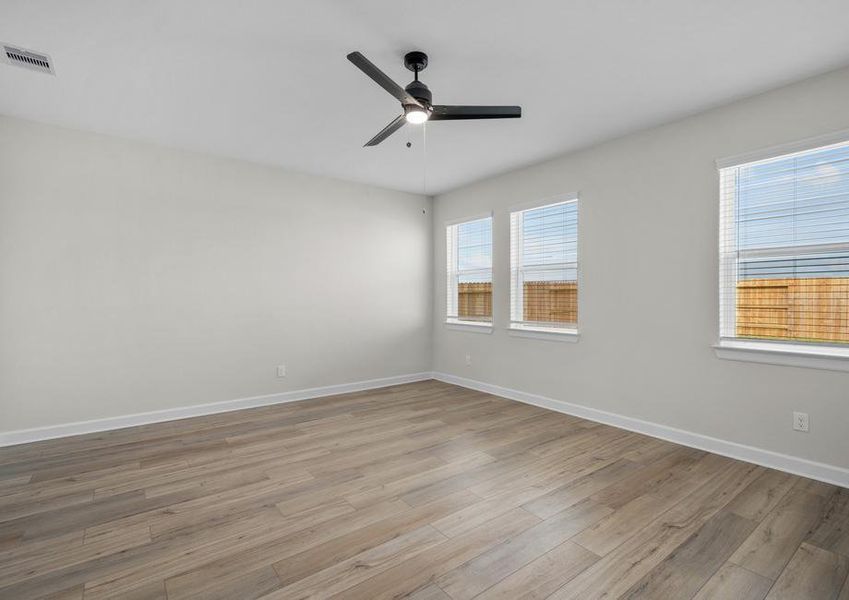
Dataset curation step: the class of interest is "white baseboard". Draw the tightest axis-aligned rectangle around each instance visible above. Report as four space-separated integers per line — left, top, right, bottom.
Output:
433 372 849 488
6 370 847 488
0 372 433 447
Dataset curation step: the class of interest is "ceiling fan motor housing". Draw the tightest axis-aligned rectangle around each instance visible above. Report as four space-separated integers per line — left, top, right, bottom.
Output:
404 79 432 107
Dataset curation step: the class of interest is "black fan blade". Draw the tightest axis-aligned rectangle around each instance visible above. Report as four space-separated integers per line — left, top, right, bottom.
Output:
347 52 421 107
364 115 406 147
430 105 521 120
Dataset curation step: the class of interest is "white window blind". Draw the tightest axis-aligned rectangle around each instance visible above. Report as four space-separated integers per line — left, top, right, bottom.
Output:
510 199 578 331
446 216 492 323
719 138 849 349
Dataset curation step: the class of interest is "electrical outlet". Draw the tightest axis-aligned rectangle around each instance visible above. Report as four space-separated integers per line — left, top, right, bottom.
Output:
277 364 287 378
465 354 472 366
793 411 809 432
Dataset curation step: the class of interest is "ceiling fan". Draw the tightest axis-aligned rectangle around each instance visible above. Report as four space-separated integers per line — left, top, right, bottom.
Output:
347 50 521 147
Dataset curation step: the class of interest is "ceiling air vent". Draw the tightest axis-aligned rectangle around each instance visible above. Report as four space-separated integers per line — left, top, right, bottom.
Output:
2 44 54 75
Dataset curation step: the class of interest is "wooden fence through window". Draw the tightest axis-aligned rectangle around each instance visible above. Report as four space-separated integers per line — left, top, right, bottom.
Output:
736 277 849 343
458 281 577 324
459 278 849 343
457 283 492 321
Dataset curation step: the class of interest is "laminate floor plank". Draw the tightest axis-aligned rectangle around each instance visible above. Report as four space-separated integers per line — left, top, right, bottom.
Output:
839 571 849 600
404 584 453 600
619 510 757 599
806 487 849 558
725 469 798 522
271 490 480 589
691 562 772 600
473 540 599 600
166 563 283 600
323 507 542 600
572 453 732 557
436 499 611 600
729 484 833 580
265 525 447 599
521 458 644 520
764 542 849 600
547 461 764 600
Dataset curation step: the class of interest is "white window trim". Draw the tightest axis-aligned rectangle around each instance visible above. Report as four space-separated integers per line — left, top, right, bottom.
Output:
716 127 849 170
509 193 580 335
715 130 849 371
445 212 494 327
509 193 579 213
507 324 580 342
714 339 849 373
444 319 494 334
444 211 494 227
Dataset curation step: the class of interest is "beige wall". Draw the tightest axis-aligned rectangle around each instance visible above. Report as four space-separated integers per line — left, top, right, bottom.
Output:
0 116 432 432
432 67 849 469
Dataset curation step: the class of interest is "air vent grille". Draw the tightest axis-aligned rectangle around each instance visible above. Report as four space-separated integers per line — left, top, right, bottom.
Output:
3 44 54 75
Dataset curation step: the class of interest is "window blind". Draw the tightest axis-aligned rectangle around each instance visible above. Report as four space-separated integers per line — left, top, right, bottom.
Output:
719 138 849 347
510 199 578 330
446 216 492 323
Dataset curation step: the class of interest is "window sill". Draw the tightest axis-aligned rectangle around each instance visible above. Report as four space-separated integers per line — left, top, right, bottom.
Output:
508 325 580 342
444 320 493 334
714 340 849 372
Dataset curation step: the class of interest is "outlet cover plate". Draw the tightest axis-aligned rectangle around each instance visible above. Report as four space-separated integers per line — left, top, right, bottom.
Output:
793 411 809 432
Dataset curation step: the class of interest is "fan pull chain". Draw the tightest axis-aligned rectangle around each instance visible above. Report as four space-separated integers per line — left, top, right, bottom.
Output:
422 121 428 195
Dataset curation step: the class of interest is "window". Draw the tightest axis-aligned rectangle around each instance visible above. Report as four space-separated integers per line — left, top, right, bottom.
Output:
719 137 849 359
446 216 492 326
510 198 578 334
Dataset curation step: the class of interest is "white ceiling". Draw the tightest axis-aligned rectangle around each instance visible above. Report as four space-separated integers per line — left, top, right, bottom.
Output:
2 1 849 195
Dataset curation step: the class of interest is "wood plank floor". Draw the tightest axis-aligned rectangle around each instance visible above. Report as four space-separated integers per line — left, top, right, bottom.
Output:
1 380 847 599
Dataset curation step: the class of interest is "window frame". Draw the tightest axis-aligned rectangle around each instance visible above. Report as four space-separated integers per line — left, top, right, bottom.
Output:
715 129 849 372
445 213 494 329
508 194 580 339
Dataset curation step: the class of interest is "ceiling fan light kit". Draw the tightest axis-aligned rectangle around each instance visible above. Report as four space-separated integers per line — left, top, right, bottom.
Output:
347 50 521 146
404 105 429 124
